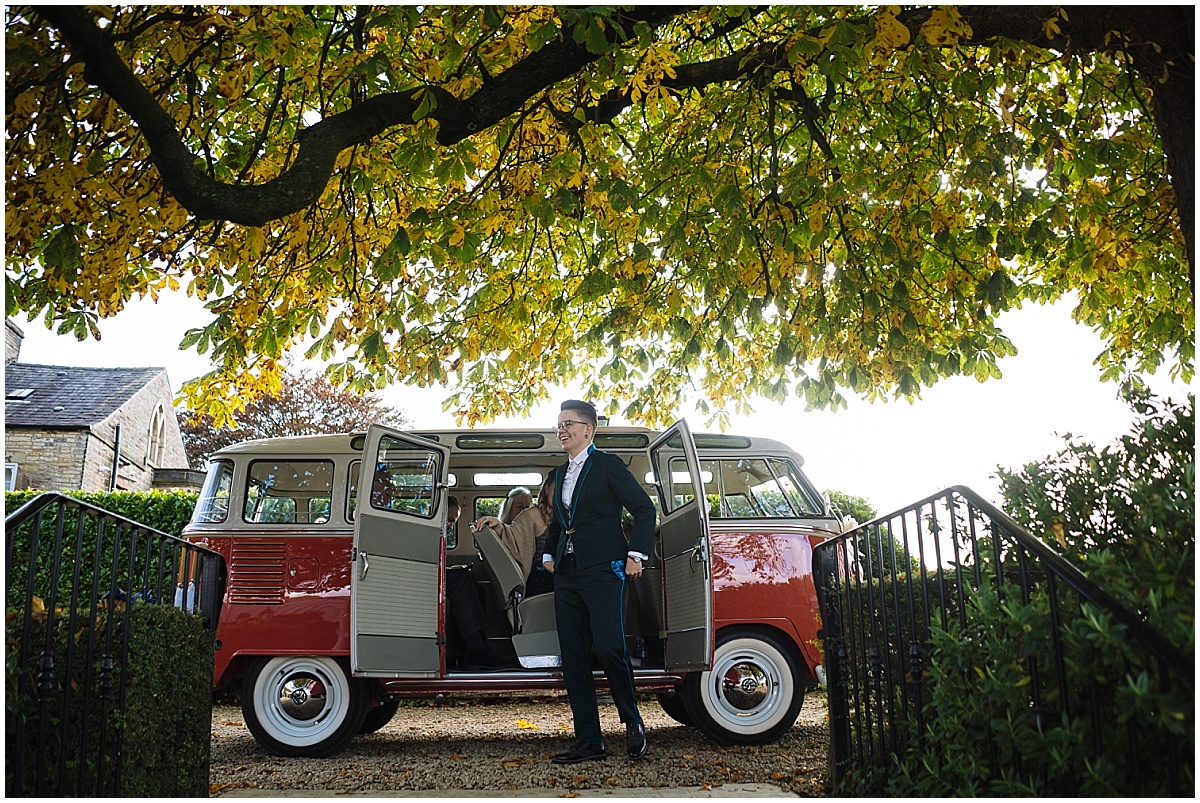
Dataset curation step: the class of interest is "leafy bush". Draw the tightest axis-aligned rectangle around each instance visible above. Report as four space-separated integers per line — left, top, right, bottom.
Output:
997 388 1194 654
5 601 213 796
885 580 1191 796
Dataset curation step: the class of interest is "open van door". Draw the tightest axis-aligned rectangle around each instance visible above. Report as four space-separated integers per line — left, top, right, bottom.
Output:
351 425 450 677
648 419 712 671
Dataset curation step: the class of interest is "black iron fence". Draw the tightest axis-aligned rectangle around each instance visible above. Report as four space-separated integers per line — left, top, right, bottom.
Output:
5 492 225 796
814 486 1193 796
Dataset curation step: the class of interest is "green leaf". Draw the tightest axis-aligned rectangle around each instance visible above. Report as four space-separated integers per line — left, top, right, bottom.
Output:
43 225 82 273
585 16 609 54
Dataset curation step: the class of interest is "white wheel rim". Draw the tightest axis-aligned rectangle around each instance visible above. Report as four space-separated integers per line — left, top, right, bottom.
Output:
699 638 793 736
254 657 350 747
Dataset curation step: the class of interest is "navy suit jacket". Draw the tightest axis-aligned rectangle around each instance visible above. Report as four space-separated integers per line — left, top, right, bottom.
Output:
544 448 656 570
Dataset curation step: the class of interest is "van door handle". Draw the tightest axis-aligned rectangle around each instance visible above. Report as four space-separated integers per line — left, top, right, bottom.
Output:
360 551 370 579
691 538 708 576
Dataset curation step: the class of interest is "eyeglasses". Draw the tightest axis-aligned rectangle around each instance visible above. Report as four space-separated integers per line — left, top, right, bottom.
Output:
554 420 590 433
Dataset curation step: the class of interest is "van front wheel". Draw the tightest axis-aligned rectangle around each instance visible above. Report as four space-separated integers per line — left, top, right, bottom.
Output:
242 656 368 757
681 628 804 746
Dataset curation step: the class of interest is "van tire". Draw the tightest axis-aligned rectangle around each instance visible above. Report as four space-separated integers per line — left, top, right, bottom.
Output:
656 691 694 726
359 699 401 734
242 655 368 757
681 628 804 746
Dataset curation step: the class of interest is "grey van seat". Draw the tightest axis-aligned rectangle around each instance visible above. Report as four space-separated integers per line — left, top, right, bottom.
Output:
473 525 559 667
472 525 526 631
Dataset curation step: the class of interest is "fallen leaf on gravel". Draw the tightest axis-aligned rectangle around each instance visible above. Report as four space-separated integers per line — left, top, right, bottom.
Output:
701 783 712 791
571 776 588 783
682 753 694 759
515 719 538 729
771 772 784 780
604 777 619 786
449 754 466 760
559 793 579 798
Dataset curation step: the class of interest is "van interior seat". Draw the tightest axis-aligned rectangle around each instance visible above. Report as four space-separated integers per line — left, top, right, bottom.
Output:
472 525 558 643
472 525 528 630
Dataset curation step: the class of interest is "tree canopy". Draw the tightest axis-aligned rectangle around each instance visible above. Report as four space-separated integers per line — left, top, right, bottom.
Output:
178 364 409 467
5 5 1193 426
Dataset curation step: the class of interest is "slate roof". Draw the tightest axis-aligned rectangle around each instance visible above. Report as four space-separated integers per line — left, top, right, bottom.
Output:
5 363 166 429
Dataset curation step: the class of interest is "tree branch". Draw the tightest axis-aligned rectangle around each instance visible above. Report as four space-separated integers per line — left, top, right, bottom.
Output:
37 5 691 226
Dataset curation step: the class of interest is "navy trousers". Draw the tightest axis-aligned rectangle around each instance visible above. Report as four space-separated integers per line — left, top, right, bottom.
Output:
553 554 641 742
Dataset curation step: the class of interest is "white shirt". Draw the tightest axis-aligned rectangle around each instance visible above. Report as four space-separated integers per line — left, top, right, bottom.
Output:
560 447 591 507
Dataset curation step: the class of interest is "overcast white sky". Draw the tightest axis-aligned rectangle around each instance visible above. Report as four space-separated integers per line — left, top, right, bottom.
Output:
9 291 1190 516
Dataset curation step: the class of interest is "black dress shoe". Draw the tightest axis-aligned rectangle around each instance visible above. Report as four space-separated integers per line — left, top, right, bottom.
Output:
551 740 607 764
626 721 647 760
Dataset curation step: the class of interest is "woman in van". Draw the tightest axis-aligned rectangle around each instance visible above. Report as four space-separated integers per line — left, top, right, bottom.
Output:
476 474 555 595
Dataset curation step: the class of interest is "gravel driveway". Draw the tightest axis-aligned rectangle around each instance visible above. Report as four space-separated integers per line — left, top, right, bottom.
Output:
209 690 830 796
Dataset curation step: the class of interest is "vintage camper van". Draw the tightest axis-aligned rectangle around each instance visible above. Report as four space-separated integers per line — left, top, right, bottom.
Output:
183 421 842 756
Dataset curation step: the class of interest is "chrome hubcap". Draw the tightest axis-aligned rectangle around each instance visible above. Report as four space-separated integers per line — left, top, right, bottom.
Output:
721 662 770 711
278 675 326 722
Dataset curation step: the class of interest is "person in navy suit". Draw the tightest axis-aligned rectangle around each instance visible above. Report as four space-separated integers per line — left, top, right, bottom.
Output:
542 400 656 763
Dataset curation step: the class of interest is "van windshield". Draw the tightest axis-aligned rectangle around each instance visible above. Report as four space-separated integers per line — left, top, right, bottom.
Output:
192 459 233 523
702 458 824 518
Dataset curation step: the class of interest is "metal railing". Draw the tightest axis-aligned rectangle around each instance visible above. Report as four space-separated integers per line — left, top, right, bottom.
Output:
5 492 225 796
814 486 1193 796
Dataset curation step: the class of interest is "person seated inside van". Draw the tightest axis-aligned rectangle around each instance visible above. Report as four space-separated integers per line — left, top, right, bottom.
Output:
499 486 533 525
475 474 555 596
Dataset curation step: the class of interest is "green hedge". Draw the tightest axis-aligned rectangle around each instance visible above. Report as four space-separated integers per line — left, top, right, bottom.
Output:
5 490 199 610
4 490 198 536
5 602 213 796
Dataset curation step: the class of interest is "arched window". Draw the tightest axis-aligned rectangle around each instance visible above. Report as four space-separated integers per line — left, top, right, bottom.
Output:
147 404 168 466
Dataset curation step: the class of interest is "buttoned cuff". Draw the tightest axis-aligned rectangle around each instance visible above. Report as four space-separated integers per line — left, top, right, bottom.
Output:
542 553 553 564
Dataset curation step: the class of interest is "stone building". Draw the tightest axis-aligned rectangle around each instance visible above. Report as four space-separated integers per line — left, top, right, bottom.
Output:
4 319 203 492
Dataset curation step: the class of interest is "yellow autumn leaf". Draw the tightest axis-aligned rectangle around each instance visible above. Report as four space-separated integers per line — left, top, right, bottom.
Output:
515 718 538 730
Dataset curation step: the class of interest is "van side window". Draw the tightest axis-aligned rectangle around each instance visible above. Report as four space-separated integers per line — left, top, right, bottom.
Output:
243 460 334 524
193 459 233 523
703 458 823 518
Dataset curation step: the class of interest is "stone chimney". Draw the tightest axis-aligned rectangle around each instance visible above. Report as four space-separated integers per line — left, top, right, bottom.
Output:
5 319 23 364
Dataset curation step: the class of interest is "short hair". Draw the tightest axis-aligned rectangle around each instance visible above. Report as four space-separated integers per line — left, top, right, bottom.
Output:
560 399 597 427
447 495 460 511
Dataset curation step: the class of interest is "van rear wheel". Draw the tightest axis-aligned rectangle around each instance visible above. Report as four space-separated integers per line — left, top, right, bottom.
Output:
656 691 694 726
242 655 368 757
681 628 804 746
359 699 400 734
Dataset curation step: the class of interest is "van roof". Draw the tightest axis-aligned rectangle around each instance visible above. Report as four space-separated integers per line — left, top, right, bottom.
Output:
209 427 805 466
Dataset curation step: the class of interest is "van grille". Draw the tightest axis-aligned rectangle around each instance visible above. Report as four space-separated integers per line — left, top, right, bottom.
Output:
229 540 286 604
